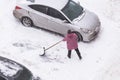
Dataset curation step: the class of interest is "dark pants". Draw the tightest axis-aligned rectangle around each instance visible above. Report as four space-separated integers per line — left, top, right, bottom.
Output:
68 48 82 60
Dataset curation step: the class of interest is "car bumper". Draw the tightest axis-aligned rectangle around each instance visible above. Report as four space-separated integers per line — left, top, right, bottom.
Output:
82 26 100 42
13 10 22 19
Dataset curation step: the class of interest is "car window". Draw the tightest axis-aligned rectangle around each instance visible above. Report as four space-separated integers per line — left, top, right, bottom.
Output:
29 5 47 14
0 75 6 80
47 7 67 20
62 0 83 21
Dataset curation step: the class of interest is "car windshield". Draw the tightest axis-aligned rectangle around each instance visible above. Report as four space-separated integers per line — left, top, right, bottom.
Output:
13 67 33 80
62 0 83 21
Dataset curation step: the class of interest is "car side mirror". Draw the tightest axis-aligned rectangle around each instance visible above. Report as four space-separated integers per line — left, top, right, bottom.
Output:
62 20 69 23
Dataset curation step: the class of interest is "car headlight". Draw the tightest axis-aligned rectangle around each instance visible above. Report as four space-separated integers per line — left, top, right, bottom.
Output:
81 28 93 34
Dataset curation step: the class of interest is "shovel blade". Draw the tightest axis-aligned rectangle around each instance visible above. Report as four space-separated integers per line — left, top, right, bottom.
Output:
40 47 46 56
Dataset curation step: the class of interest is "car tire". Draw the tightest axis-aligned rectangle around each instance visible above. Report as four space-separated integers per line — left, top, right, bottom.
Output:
72 31 83 41
21 17 33 27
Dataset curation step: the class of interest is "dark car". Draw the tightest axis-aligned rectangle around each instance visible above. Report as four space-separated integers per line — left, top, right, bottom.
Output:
0 56 40 80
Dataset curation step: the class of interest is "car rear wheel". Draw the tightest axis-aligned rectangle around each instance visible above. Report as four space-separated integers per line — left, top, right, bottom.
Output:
21 17 33 27
72 31 83 41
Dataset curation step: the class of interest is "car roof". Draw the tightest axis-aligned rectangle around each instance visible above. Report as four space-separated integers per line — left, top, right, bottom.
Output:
0 56 23 77
18 0 69 10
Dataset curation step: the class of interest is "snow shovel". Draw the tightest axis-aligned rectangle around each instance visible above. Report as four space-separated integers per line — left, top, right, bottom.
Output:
40 40 63 56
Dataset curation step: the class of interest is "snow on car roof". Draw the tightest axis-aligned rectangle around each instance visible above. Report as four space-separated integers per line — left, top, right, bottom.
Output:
18 0 69 10
0 60 23 77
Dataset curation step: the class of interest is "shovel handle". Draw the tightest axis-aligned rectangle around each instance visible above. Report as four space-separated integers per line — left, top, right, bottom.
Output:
45 40 62 51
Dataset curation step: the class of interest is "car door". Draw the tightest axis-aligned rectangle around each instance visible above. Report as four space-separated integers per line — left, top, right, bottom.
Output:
28 5 49 29
46 7 72 35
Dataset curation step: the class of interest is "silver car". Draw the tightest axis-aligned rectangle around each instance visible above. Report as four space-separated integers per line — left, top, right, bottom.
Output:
13 0 101 42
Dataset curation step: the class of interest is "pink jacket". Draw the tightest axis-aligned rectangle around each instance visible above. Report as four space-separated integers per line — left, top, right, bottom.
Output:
63 33 78 50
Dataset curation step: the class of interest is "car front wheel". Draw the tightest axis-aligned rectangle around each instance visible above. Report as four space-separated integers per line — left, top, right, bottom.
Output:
21 17 33 27
72 31 83 41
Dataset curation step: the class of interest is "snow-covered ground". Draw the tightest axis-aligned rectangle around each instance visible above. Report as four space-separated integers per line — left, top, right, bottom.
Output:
0 0 120 80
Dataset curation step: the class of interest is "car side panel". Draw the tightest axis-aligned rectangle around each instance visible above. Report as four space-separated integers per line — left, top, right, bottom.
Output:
46 16 72 35
29 11 50 29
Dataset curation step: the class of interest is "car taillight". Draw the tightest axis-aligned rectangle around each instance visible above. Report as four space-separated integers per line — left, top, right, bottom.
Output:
15 6 21 10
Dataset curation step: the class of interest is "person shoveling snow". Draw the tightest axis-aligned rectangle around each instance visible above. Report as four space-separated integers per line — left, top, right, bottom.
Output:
63 30 82 60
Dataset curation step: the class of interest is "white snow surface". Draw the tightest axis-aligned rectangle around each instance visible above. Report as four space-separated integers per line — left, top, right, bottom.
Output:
0 0 120 80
